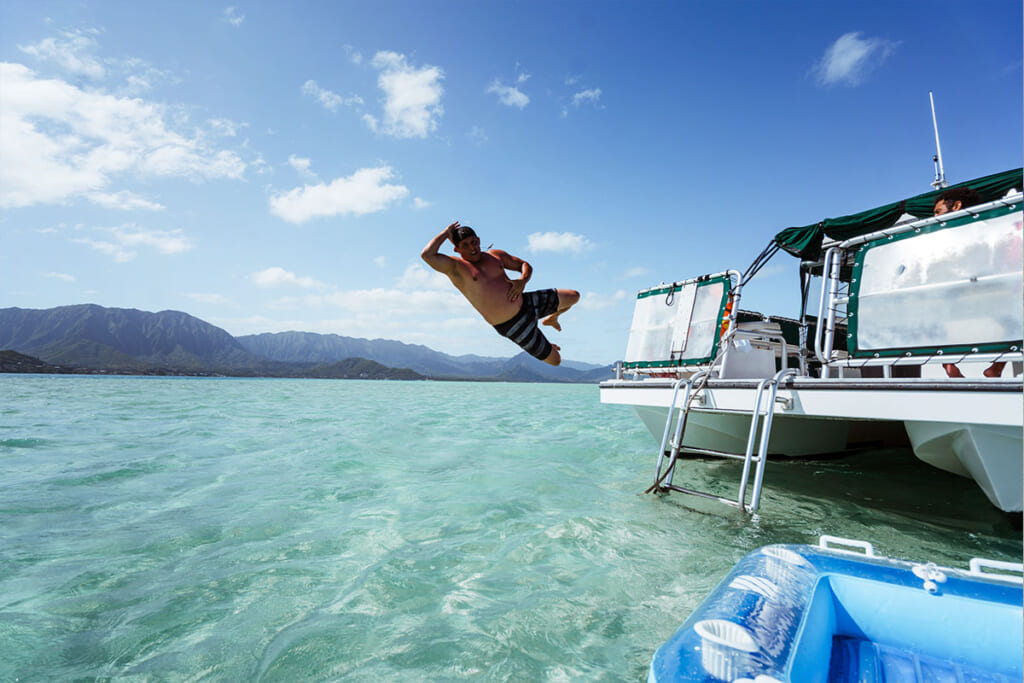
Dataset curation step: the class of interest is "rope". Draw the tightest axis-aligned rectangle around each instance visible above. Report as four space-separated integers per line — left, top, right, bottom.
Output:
643 363 717 494
740 242 781 286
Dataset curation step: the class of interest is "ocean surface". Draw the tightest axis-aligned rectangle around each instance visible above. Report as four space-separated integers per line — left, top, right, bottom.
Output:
1 375 1020 681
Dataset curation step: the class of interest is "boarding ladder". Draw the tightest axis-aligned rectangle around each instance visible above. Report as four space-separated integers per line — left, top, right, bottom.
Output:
649 368 796 512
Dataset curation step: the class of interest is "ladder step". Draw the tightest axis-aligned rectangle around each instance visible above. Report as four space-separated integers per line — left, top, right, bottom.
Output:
662 484 744 508
665 447 761 462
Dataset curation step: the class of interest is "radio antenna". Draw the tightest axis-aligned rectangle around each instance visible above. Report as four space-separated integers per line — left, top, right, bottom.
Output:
929 91 948 190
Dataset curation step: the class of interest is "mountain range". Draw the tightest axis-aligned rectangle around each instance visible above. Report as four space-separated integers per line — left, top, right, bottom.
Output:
0 305 612 383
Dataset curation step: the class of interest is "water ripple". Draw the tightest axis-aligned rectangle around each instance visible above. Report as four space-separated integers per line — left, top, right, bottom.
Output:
0 376 1018 681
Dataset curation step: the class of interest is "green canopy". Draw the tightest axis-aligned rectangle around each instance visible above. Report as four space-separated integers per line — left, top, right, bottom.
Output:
773 168 1023 260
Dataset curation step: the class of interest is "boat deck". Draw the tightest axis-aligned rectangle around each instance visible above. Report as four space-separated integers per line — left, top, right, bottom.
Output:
600 377 1022 427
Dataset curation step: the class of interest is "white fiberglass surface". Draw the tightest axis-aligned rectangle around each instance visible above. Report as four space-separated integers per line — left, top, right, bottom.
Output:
854 212 1023 352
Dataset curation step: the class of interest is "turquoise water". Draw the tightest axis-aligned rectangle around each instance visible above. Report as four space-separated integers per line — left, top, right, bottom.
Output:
1 375 1019 681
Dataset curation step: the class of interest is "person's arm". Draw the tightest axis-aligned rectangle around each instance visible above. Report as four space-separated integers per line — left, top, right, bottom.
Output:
494 250 532 301
421 221 460 275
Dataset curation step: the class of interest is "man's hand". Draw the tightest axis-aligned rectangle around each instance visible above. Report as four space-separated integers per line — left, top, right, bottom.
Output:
507 277 526 302
446 220 461 243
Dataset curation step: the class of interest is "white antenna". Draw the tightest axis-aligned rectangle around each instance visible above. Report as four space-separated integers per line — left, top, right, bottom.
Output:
929 91 948 190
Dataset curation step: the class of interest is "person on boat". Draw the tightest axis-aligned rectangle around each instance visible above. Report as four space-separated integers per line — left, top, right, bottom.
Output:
421 221 580 366
933 187 1006 379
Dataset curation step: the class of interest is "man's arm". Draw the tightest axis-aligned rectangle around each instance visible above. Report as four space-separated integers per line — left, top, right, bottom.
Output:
494 249 532 301
421 221 460 275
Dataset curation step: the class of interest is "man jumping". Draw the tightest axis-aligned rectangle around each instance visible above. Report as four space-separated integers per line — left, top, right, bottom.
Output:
421 221 580 366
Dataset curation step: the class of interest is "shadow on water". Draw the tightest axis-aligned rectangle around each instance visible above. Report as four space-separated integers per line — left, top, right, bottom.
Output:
650 447 1021 554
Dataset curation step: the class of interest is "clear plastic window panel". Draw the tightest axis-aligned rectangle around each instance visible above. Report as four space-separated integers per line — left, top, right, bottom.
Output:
854 212 1023 352
624 280 725 363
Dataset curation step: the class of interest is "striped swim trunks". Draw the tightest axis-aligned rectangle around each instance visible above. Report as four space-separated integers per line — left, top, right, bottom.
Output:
492 289 560 361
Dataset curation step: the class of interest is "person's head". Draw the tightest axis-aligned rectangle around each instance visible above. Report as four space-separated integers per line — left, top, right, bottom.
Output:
934 186 982 216
449 225 482 260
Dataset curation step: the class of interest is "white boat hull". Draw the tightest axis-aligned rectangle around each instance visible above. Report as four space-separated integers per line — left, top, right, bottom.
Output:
602 378 1023 512
633 406 849 457
904 421 1023 513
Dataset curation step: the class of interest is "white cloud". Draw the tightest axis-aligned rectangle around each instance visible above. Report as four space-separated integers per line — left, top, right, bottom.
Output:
211 264 510 354
43 271 76 282
87 190 165 211
812 32 899 87
269 166 409 224
621 266 649 279
251 266 326 289
186 292 232 304
526 231 594 254
0 62 246 209
301 79 341 111
223 7 245 27
343 45 363 65
370 51 444 138
486 79 529 109
467 126 488 146
287 154 316 180
413 197 432 209
74 225 194 261
320 288 467 316
374 256 386 268
208 118 241 136
19 29 105 79
117 62 176 96
576 290 629 311
572 88 602 106
562 87 603 118
396 263 453 291
301 79 363 113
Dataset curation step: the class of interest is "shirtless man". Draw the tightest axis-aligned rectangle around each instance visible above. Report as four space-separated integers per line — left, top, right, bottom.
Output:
421 221 580 366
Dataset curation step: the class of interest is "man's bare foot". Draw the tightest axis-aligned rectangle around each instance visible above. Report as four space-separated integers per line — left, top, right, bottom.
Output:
542 314 562 331
943 363 964 378
984 362 1006 378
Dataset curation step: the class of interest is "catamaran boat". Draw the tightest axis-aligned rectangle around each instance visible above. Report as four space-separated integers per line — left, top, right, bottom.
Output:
600 169 1023 515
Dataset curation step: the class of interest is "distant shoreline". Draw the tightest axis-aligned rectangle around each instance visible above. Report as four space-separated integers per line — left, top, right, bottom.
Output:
0 350 606 383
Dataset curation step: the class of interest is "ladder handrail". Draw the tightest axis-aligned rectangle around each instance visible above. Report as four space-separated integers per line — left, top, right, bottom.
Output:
735 378 772 509
653 371 709 485
652 367 795 513
653 376 689 483
665 372 711 484
749 369 796 511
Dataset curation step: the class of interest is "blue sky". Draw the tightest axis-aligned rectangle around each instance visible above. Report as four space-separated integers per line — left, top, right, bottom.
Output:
1 1 1020 364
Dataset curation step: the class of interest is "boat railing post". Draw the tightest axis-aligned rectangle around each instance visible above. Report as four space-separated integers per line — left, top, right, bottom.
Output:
821 248 844 378
814 248 837 368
